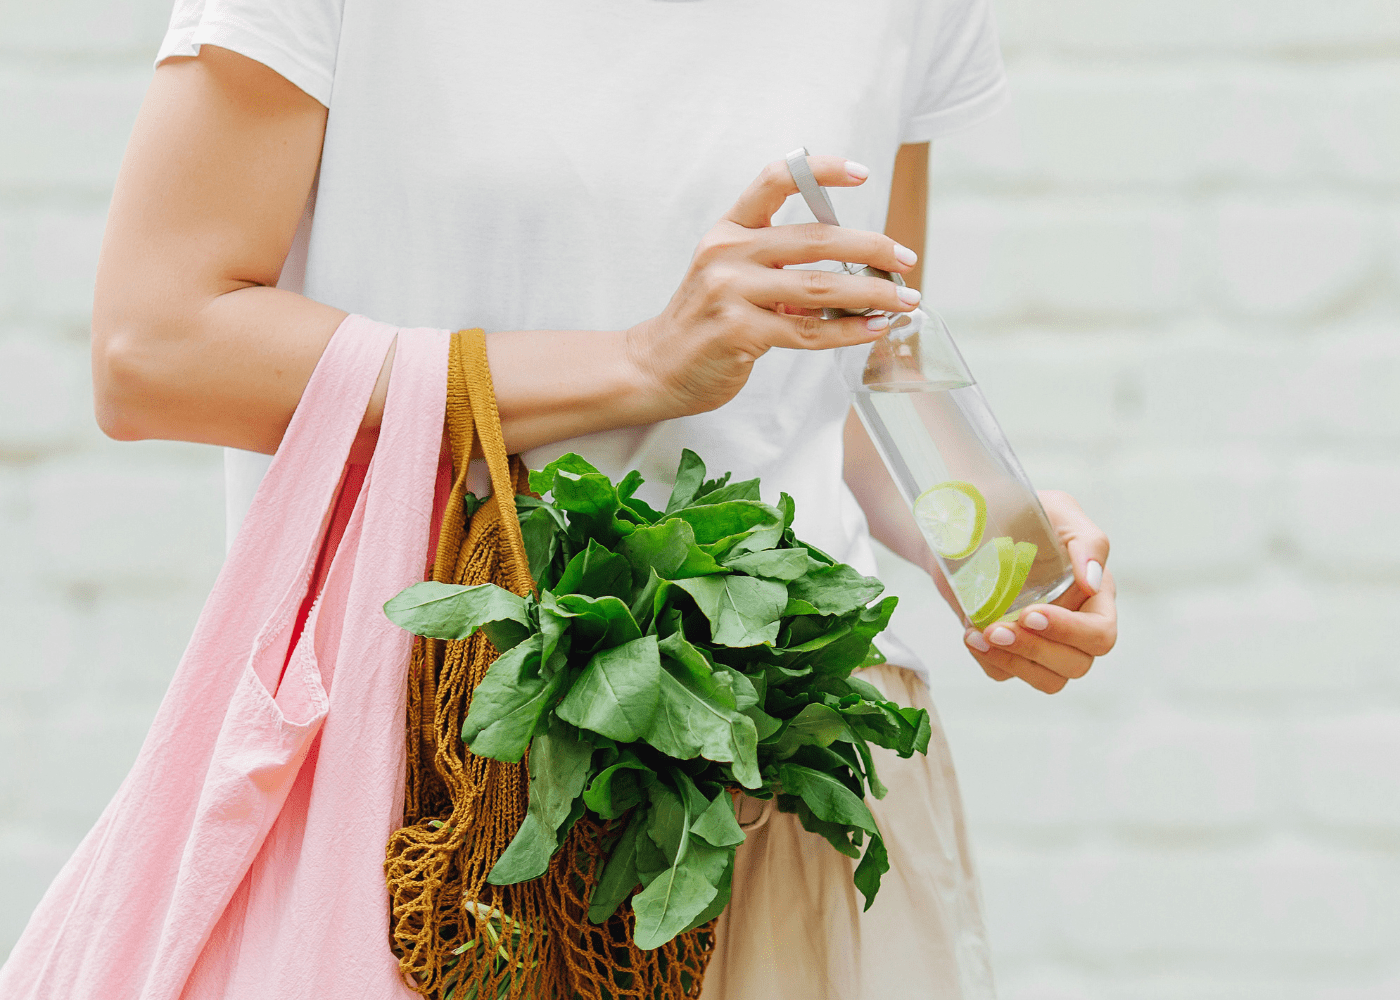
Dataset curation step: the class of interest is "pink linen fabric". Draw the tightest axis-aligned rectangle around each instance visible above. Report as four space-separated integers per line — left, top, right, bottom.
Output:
0 316 446 999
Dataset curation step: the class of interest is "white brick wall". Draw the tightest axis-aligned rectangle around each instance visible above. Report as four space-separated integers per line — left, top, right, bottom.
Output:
891 3 1400 994
2 2 1398 996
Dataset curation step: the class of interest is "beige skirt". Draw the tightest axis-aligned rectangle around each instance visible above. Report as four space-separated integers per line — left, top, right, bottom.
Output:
701 664 996 1000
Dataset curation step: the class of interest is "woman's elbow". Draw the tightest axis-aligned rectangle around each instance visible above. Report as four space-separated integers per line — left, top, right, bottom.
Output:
91 312 168 442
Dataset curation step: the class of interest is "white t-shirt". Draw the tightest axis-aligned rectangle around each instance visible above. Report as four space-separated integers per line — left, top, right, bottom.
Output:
158 0 1008 677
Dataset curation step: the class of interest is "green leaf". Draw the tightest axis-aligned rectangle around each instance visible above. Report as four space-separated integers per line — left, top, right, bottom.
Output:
582 750 653 820
844 674 885 702
782 596 822 617
538 605 570 665
529 452 601 496
907 708 932 756
554 539 632 599
852 834 890 911
551 593 642 650
682 850 734 931
518 505 562 586
778 793 859 858
665 449 708 514
743 704 783 741
774 703 852 758
646 651 762 789
616 468 645 504
778 492 796 535
672 575 787 648
692 477 762 505
555 635 661 742
630 569 662 634
805 597 899 677
712 664 759 712
668 501 783 556
785 563 885 616
383 582 529 645
695 469 730 499
851 732 888 799
618 519 725 582
588 807 645 924
779 623 852 655
641 783 688 876
859 642 888 668
462 636 567 762
690 792 746 848
720 547 810 581
488 718 593 884
463 491 486 519
553 471 619 516
631 786 730 950
777 763 878 835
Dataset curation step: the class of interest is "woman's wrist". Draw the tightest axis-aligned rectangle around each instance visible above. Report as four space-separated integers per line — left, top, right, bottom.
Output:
485 326 671 454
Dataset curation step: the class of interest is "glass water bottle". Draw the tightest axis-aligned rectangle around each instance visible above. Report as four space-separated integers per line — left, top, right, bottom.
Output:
786 149 1076 629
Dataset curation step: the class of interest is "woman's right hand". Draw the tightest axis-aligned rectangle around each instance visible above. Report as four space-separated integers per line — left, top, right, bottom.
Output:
625 155 923 418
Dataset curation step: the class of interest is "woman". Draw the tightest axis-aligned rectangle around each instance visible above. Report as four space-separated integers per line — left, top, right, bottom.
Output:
91 2 1117 996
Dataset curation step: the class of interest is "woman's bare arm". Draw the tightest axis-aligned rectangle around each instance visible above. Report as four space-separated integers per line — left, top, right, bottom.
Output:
93 46 919 458
92 46 653 459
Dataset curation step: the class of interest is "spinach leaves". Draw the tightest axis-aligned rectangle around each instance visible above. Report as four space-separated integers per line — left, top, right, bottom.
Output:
384 450 931 949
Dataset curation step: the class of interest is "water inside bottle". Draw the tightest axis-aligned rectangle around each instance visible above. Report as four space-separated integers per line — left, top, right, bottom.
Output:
853 380 1076 624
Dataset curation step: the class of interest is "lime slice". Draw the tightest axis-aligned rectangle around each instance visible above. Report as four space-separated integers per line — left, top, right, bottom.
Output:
971 541 1038 629
914 480 987 560
952 536 1015 625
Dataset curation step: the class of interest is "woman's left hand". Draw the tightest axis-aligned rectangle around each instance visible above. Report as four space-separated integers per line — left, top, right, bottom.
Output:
962 490 1118 694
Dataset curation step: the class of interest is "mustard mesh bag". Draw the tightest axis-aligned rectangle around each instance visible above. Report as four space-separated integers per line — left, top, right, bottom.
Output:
385 329 716 1000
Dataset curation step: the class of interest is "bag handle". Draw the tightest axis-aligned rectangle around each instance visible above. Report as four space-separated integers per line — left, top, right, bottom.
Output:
229 316 397 612
431 329 534 596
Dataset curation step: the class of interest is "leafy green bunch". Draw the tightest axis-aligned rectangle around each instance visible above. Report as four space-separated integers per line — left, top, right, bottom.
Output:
384 450 931 951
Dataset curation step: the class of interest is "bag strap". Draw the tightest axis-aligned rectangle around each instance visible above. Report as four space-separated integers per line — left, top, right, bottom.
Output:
432 329 534 596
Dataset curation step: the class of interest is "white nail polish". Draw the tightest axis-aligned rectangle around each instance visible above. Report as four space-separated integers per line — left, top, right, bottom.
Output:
1023 611 1049 631
896 286 922 306
866 315 890 331
845 160 870 179
965 630 991 653
893 243 918 266
1086 560 1103 593
989 626 1016 647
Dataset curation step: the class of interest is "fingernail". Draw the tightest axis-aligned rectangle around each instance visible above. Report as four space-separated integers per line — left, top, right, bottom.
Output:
965 629 991 653
866 315 890 332
1022 611 1049 631
845 160 870 180
989 626 1016 647
893 243 918 267
896 285 922 306
1085 560 1103 594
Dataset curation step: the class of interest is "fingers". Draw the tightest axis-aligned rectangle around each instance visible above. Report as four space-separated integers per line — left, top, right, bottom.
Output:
1023 569 1118 657
1039 489 1111 596
979 659 1014 683
964 634 1069 694
753 223 917 272
983 620 1095 679
964 568 1117 691
725 155 869 230
746 266 920 316
752 306 890 353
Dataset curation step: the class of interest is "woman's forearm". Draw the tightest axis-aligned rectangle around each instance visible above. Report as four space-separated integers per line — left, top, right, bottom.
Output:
96 277 661 458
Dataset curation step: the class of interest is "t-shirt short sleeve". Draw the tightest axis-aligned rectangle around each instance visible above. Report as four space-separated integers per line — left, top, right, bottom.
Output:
155 0 344 106
900 0 1010 144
